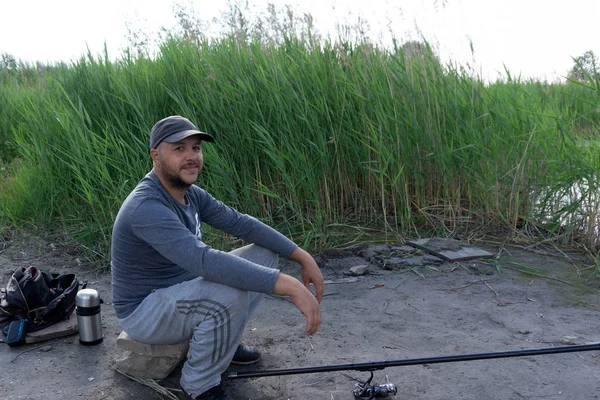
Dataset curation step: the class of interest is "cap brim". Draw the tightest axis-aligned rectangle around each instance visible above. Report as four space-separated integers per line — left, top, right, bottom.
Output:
162 129 215 144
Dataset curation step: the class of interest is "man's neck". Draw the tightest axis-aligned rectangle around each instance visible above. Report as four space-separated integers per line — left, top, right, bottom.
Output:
152 169 188 204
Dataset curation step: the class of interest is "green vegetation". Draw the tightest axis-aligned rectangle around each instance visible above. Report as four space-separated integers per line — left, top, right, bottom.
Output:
1 7 599 261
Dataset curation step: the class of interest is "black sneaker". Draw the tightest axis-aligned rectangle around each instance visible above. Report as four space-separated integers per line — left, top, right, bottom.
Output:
231 343 261 365
188 383 233 400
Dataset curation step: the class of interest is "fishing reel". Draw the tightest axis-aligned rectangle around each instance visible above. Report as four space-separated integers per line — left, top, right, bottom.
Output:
352 371 397 399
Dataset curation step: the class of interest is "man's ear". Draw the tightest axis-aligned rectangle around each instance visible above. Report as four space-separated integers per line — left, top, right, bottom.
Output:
150 148 160 163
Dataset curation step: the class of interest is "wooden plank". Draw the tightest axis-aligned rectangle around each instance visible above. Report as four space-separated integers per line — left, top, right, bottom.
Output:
407 238 493 262
25 317 78 344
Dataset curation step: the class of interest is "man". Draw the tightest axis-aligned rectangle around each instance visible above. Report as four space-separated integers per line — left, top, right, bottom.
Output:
111 116 324 400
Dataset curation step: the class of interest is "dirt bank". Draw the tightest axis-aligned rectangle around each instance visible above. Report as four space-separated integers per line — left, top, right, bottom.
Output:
1 232 599 400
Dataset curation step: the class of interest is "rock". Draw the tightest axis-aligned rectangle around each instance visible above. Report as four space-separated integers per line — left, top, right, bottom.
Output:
115 351 183 380
115 331 190 380
117 331 189 358
345 265 370 276
407 238 493 261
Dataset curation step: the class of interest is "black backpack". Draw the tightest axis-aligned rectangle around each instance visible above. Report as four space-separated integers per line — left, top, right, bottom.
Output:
0 266 79 342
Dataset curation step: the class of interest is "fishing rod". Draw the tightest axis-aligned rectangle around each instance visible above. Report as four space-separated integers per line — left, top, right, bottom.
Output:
228 343 600 399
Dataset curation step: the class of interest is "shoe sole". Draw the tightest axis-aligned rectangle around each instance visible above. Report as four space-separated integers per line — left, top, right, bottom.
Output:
230 355 261 365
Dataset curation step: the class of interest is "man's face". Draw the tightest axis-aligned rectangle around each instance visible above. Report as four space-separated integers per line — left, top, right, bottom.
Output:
152 136 204 190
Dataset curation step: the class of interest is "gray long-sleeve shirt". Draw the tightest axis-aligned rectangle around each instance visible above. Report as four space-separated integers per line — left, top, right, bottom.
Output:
111 171 297 319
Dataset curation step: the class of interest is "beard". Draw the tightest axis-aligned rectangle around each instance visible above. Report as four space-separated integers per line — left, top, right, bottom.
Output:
159 160 201 190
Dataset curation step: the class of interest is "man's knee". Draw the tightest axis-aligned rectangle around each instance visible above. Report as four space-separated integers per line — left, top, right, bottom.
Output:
229 244 279 269
223 286 253 311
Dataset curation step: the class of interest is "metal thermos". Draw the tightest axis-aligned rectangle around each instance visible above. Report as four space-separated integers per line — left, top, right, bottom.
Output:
76 289 103 345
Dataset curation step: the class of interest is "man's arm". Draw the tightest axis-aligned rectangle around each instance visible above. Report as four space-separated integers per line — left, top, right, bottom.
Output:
195 188 298 257
195 187 325 335
130 199 280 294
195 187 325 297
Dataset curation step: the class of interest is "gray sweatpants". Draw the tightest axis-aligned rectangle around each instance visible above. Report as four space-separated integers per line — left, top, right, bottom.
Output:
118 244 278 397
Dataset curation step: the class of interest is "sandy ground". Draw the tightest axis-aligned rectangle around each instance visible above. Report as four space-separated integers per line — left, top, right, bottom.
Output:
1 233 599 400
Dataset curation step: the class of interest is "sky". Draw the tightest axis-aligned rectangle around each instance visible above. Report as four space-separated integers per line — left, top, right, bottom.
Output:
1 0 599 82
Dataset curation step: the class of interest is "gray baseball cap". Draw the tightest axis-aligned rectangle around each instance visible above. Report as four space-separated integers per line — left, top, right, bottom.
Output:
150 116 215 149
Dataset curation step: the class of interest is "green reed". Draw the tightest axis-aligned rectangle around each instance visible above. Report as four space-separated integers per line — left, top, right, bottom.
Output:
1 35 599 256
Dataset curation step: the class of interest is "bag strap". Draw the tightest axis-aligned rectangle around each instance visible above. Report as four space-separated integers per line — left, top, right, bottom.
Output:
11 267 25 283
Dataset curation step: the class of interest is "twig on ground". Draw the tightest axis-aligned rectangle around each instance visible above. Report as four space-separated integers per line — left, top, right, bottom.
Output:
10 344 48 363
496 237 509 259
547 242 581 276
443 281 474 291
410 268 425 279
458 263 471 274
115 370 181 400
441 278 497 292
307 336 315 356
76 242 106 261
404 295 419 311
481 278 499 297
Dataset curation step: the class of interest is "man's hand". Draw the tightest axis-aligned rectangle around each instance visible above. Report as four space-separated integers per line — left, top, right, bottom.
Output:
289 247 325 303
273 273 321 335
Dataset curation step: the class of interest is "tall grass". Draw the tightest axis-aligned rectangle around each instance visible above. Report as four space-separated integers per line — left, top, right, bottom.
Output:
1 32 599 257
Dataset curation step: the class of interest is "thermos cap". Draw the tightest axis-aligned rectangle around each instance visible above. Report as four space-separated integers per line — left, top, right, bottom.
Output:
76 288 100 308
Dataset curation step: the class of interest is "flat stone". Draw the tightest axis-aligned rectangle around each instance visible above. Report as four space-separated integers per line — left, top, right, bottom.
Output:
115 351 183 380
407 238 493 261
117 331 189 358
26 317 78 344
344 265 370 276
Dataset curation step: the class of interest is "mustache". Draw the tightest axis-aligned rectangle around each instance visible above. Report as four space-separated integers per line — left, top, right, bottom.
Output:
182 162 200 169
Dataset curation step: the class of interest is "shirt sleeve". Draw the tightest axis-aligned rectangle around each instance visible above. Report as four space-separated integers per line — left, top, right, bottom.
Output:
129 199 280 294
194 187 298 258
